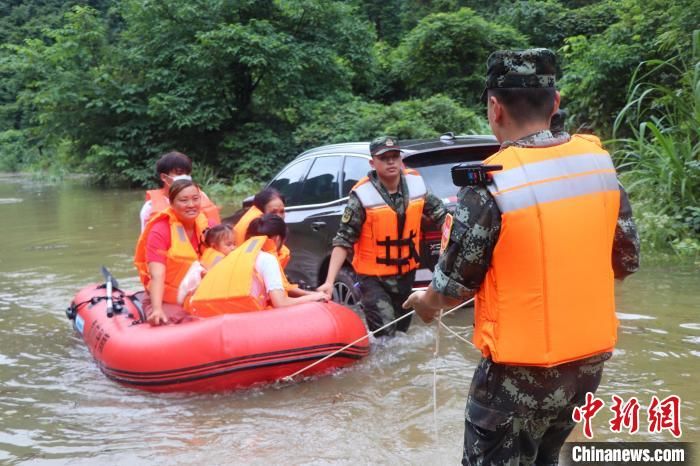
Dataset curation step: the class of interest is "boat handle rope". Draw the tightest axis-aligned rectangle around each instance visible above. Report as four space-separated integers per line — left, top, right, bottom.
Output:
65 291 125 320
280 296 475 383
125 293 148 325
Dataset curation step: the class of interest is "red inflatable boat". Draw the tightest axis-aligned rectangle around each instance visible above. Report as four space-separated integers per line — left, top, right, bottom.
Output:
66 282 370 392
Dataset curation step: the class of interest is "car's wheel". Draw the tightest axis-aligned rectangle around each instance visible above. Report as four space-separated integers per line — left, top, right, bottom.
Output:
332 267 361 308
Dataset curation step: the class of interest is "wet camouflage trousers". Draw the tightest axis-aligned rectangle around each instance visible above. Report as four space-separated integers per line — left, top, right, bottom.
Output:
463 357 605 466
357 271 415 337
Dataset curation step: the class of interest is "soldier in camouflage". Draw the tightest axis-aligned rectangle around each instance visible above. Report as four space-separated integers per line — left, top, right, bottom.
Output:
404 48 640 465
318 136 447 337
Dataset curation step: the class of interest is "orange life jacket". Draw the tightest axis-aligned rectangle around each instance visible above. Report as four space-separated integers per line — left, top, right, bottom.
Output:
352 169 426 276
134 208 209 304
474 135 620 367
199 247 225 270
233 205 263 246
186 236 285 316
146 188 221 226
233 205 293 275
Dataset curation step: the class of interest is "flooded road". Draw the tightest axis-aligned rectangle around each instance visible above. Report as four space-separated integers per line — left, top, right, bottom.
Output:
0 174 698 464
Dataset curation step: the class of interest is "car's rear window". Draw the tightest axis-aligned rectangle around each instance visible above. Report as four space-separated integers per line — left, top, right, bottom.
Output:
409 163 462 200
404 145 499 201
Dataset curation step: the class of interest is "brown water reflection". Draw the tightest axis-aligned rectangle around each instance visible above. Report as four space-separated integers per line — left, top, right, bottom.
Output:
0 174 697 464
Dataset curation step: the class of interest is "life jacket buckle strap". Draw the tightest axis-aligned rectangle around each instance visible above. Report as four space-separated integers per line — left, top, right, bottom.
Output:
374 230 420 272
376 257 412 266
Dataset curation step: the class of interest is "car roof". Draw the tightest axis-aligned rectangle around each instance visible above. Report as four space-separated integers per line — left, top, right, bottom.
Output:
294 134 499 161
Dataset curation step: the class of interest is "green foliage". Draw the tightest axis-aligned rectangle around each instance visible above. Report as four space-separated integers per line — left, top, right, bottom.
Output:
2 1 379 184
612 31 700 255
498 0 617 50
191 165 262 207
560 0 700 135
1 0 698 272
356 0 405 46
0 1 115 150
394 8 526 106
292 94 489 150
0 130 38 171
380 96 490 137
632 202 700 260
218 122 297 182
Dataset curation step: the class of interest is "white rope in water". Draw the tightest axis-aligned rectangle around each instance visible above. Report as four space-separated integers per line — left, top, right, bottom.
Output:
281 296 475 383
439 320 475 348
431 296 476 440
281 309 414 382
432 308 443 439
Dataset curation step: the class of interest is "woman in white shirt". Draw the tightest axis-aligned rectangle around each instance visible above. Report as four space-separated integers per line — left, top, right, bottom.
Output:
245 214 327 308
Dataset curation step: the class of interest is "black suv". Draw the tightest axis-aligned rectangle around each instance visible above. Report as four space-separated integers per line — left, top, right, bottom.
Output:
245 133 500 306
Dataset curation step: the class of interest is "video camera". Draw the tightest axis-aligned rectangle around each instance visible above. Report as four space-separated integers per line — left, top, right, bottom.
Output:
451 162 503 187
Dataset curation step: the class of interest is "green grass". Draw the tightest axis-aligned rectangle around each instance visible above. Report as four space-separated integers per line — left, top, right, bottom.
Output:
611 30 700 260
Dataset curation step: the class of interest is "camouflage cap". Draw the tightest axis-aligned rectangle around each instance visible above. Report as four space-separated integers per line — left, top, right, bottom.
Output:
481 48 557 102
369 136 400 157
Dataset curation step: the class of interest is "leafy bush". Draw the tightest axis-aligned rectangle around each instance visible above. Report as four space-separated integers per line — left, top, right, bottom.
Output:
0 130 38 171
632 202 700 261
561 0 700 135
499 0 618 50
393 8 526 106
292 94 489 150
612 30 700 256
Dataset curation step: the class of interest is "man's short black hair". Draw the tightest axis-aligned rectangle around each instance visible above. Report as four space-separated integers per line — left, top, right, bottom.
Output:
155 151 192 176
488 88 557 126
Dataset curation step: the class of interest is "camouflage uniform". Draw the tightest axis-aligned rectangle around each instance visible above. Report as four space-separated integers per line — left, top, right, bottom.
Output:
432 130 640 466
333 170 447 337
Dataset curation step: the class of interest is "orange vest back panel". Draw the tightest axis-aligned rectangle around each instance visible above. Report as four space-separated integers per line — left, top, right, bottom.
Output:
474 135 620 366
233 205 293 282
187 236 282 316
352 170 426 276
233 205 263 246
200 247 225 271
134 208 209 304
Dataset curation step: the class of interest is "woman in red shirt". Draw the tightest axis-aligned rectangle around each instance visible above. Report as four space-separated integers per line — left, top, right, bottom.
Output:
134 179 214 325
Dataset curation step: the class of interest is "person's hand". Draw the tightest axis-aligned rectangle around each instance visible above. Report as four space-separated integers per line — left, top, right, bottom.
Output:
147 307 169 326
310 291 329 303
402 290 438 324
316 282 333 300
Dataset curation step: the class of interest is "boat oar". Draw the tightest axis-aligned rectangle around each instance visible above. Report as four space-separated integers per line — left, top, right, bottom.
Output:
101 266 119 318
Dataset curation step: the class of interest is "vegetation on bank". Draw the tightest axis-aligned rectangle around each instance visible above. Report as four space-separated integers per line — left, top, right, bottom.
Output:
611 30 700 261
1 0 698 259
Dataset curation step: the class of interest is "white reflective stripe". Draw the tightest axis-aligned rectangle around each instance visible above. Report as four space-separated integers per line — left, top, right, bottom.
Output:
354 172 426 207
354 182 386 208
175 225 187 243
492 171 619 213
491 153 614 194
245 238 260 253
405 173 427 200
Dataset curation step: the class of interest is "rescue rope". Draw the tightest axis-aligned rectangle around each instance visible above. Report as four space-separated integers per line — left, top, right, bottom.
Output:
438 319 475 348
280 297 474 383
432 308 442 438
431 297 475 438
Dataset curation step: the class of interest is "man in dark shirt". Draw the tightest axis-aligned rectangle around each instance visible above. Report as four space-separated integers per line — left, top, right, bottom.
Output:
404 49 640 465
